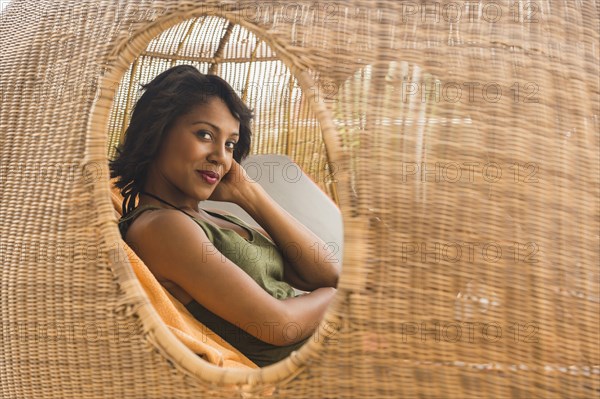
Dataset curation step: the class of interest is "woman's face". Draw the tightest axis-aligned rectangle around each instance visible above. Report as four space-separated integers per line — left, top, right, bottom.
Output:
148 96 240 204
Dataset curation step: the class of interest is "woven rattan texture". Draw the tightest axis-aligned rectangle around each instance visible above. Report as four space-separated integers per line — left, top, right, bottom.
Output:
1 1 598 398
105 15 338 202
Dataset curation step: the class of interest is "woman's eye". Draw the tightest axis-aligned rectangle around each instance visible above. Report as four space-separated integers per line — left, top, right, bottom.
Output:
226 141 237 150
196 130 212 139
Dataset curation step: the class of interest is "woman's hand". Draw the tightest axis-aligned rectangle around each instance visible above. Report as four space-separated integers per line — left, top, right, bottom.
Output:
208 159 256 204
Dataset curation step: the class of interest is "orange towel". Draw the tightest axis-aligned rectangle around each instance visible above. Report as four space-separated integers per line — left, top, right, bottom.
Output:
110 179 258 369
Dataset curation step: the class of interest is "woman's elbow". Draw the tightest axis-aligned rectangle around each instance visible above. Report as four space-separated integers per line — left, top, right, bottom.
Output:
313 265 340 289
270 287 337 346
323 267 340 288
267 306 315 346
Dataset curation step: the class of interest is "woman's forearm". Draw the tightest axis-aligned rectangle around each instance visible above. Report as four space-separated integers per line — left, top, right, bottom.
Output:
238 182 340 288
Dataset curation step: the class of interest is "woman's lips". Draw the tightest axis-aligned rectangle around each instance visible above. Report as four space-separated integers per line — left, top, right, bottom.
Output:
196 170 219 185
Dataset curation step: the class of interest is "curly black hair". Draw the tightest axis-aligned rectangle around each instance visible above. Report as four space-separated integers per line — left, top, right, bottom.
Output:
109 65 253 237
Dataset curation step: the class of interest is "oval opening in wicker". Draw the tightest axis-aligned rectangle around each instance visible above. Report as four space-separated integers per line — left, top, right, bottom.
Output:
91 12 346 389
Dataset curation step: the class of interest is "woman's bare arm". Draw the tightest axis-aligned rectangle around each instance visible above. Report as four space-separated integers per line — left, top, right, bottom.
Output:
239 183 340 290
127 209 336 346
209 161 341 290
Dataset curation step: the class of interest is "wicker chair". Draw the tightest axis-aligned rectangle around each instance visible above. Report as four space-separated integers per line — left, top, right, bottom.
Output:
1 1 598 398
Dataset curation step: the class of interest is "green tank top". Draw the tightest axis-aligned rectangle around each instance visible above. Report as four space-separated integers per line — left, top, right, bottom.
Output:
119 204 308 367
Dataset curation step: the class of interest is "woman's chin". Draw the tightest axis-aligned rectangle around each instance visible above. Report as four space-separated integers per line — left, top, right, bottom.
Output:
197 190 216 202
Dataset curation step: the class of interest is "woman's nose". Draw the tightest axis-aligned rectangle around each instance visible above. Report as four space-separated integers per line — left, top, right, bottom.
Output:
207 143 227 164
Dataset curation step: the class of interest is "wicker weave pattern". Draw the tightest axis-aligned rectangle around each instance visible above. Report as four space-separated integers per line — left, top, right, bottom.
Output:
1 1 598 398
105 15 338 201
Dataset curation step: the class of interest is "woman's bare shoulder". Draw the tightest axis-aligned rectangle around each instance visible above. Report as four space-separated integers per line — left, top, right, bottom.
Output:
125 207 208 250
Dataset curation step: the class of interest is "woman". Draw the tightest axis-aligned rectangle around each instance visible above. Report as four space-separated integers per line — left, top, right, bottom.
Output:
110 65 339 367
